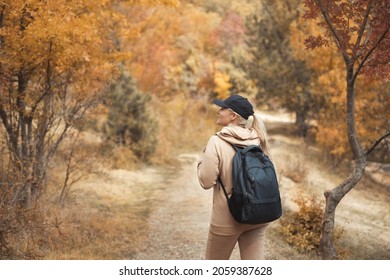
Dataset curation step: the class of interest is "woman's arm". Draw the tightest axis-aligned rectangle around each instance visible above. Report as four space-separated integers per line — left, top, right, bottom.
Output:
197 136 220 190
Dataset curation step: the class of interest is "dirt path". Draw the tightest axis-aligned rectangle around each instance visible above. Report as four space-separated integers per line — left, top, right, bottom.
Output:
130 152 285 260
132 154 215 260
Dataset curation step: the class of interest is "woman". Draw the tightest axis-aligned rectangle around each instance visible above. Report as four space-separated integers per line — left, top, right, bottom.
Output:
197 94 272 260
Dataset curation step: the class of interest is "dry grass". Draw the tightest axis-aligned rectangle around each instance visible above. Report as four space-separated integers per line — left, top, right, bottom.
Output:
0 188 44 259
41 140 171 259
0 135 149 260
280 154 309 183
41 192 150 259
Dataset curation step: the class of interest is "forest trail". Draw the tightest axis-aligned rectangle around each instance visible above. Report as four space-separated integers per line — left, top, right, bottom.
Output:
77 111 390 260
132 153 215 260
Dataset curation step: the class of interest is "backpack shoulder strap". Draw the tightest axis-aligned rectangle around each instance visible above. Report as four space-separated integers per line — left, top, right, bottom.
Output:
215 135 247 200
218 177 229 200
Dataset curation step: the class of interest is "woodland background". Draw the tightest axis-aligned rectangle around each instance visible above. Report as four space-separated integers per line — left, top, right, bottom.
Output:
0 0 389 259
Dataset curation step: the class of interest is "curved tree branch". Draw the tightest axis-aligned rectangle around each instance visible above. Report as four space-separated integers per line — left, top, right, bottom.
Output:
352 0 373 57
366 129 390 156
313 0 351 64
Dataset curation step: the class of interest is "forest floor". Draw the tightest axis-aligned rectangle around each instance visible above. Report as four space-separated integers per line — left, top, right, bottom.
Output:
69 111 390 260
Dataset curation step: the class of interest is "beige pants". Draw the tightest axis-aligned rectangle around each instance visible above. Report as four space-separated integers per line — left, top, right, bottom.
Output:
205 224 268 260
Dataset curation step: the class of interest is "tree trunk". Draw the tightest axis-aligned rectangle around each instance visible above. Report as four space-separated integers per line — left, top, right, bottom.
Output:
295 110 308 137
32 65 52 202
320 157 367 259
320 63 366 259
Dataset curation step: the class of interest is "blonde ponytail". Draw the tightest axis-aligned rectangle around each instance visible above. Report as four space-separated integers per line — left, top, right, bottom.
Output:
251 113 272 159
246 115 254 128
233 111 272 158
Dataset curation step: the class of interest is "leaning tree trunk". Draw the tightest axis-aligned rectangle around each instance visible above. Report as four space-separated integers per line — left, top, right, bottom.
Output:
320 64 366 259
320 157 367 259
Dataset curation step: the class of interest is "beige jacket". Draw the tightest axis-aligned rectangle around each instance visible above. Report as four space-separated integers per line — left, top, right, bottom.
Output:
197 124 267 235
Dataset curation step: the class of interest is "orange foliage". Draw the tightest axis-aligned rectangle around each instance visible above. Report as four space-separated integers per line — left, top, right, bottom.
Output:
0 0 181 198
123 4 221 97
0 1 131 101
122 3 251 100
290 10 390 158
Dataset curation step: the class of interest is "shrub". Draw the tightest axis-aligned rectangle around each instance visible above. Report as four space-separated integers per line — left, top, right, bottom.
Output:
0 186 46 259
278 192 344 257
103 71 158 162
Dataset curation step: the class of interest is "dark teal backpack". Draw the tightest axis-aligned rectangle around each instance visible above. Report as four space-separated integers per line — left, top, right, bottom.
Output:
219 144 282 224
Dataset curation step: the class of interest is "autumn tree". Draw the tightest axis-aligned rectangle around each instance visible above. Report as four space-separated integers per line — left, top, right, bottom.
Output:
290 6 390 161
0 0 178 259
0 0 178 207
245 0 321 136
0 1 111 207
303 0 390 259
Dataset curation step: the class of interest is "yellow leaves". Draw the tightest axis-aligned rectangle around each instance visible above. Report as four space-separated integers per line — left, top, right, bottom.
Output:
1 1 97 69
316 124 348 157
124 3 222 96
314 78 389 159
214 71 232 99
317 69 346 101
0 0 149 114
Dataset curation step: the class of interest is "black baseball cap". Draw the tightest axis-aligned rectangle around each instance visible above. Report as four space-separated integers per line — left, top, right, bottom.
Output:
214 95 254 120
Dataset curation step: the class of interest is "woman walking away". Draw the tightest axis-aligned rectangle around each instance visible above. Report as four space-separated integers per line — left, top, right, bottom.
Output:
197 94 273 260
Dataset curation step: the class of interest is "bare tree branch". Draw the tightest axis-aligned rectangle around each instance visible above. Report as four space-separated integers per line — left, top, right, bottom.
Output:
366 129 390 156
356 25 373 58
352 0 373 57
